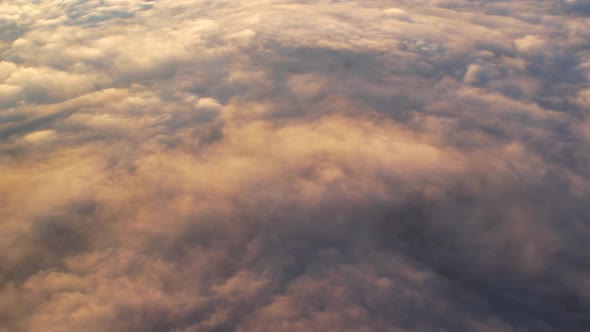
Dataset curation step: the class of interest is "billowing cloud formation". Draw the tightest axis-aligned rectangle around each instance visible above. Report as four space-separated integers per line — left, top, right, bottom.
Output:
1 1 589 331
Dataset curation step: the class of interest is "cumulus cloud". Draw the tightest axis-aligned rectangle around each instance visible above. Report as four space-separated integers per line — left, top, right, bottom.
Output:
1 1 589 331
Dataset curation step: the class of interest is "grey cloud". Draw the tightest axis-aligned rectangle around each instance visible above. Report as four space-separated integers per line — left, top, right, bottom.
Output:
563 0 590 15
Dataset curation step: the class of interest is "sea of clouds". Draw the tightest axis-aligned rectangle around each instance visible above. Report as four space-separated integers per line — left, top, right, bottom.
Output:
1 1 589 331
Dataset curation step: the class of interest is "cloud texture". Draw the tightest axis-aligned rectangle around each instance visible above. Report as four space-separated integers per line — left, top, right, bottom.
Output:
1 1 589 331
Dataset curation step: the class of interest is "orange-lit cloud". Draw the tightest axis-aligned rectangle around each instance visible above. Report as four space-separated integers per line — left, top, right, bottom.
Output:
1 1 589 331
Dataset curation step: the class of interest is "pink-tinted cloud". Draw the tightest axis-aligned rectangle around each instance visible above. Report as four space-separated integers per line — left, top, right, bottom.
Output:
1 1 589 331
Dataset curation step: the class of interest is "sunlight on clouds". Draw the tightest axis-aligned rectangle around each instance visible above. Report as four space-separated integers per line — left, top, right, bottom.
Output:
1 1 589 331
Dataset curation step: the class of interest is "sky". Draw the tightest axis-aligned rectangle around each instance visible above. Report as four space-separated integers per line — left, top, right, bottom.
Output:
0 1 589 331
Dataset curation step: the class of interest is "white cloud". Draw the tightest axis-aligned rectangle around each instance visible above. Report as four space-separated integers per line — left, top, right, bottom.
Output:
23 130 57 144
4 66 102 103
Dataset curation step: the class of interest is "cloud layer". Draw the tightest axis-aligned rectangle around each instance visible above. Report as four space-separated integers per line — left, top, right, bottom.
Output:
1 1 589 331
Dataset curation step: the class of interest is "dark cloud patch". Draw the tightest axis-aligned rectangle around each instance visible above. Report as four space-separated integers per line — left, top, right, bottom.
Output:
0 21 25 45
63 0 154 26
0 109 71 141
563 0 590 15
1 198 101 287
374 183 590 331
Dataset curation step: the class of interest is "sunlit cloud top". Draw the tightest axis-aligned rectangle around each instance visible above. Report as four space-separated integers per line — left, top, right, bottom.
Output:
1 1 589 331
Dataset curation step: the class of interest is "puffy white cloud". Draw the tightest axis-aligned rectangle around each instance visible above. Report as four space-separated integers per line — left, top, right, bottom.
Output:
4 66 102 103
22 130 57 144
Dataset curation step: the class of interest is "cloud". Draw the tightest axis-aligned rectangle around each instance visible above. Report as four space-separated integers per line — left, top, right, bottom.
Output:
1 1 589 331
